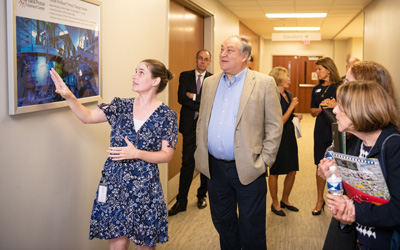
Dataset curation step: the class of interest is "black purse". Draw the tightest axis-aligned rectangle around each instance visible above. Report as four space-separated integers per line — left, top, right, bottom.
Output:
321 106 336 124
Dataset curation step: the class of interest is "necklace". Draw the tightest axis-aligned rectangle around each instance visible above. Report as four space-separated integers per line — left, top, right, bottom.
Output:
321 84 331 98
359 130 382 158
360 143 373 158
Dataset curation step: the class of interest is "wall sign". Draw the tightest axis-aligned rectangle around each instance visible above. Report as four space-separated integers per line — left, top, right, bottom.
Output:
272 33 321 41
7 0 102 115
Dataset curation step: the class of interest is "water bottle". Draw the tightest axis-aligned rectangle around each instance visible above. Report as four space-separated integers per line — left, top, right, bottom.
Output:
326 166 343 196
324 143 334 160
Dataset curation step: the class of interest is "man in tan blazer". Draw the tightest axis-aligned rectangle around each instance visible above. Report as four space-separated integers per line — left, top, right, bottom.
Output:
194 35 283 250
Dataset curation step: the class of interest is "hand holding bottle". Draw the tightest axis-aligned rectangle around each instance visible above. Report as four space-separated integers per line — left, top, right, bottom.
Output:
327 166 343 196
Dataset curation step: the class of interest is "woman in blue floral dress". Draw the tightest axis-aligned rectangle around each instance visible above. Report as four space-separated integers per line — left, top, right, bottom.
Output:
50 59 178 250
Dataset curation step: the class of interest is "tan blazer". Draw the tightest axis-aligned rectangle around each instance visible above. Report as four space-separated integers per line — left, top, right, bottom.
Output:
194 69 283 185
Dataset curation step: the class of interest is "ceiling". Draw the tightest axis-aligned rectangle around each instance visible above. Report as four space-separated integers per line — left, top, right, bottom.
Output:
216 0 373 40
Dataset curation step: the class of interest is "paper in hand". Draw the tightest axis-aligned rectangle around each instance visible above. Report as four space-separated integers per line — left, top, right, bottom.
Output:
293 117 302 138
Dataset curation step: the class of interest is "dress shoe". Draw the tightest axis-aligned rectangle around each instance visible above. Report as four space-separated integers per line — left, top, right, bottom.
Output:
197 197 207 209
312 201 326 216
168 202 187 216
280 201 299 212
271 204 286 216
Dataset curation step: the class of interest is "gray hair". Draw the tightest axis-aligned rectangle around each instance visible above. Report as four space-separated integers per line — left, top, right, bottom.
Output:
229 35 252 61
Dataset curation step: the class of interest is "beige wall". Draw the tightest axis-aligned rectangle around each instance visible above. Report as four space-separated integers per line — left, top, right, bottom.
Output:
0 0 241 248
364 0 400 103
0 0 169 249
334 39 348 77
260 40 335 74
260 38 364 77
350 37 363 61
2 0 398 248
191 0 239 74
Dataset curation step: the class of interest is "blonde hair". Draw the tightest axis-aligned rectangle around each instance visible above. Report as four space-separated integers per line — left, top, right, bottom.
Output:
337 80 399 132
269 67 288 86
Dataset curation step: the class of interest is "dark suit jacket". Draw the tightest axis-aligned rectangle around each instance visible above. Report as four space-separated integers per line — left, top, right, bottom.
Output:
178 69 212 135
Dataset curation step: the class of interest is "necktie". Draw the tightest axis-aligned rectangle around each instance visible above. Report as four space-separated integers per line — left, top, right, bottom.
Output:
196 74 202 94
194 74 202 119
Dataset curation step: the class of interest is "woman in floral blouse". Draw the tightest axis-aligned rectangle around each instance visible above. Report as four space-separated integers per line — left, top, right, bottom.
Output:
50 59 178 250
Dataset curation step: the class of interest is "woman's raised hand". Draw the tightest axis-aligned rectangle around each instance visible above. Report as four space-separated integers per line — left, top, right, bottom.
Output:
290 97 299 108
49 68 74 100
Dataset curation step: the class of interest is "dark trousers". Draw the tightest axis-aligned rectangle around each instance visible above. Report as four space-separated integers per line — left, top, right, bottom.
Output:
177 121 207 204
208 154 267 250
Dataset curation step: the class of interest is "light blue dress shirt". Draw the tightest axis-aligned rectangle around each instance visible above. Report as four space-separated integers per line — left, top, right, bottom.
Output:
207 67 247 160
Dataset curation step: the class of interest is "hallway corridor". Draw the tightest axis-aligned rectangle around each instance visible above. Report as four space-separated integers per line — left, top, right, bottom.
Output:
161 114 331 250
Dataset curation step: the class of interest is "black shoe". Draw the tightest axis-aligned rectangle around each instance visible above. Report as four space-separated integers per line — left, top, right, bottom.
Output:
280 201 299 212
197 197 207 209
312 201 325 216
271 204 286 216
168 202 187 216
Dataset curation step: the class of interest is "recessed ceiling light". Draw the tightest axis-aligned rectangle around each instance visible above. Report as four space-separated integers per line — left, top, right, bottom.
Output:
274 27 320 31
266 13 327 18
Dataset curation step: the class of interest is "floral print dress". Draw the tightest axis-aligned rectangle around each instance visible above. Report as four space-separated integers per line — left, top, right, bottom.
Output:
89 97 178 247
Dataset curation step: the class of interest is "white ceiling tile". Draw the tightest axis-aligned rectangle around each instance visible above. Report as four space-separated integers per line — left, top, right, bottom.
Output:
262 7 296 12
217 0 371 39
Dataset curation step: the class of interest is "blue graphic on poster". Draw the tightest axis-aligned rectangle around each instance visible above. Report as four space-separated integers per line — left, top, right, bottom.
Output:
16 16 99 107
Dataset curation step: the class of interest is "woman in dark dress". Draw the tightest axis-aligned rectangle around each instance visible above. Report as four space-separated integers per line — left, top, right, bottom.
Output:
310 57 342 215
50 59 178 250
268 67 302 216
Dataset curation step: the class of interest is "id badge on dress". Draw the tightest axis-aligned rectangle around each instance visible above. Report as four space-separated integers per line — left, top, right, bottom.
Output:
97 184 107 203
97 170 107 203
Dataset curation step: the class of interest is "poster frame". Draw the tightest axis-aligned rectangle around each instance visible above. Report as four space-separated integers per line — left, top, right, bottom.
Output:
7 0 102 115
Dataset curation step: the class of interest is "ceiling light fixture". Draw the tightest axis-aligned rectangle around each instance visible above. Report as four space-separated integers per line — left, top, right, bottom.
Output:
274 27 320 31
266 13 327 18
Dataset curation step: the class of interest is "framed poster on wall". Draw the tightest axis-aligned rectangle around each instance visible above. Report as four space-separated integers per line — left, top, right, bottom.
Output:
7 0 101 115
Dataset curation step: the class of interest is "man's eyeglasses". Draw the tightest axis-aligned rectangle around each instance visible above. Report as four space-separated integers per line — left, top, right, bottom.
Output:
197 57 210 62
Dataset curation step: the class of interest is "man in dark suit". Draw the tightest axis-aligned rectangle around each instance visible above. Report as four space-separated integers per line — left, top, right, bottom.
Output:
168 49 212 216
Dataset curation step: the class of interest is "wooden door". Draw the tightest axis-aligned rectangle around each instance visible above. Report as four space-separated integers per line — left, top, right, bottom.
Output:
239 22 259 71
273 56 321 113
168 1 204 180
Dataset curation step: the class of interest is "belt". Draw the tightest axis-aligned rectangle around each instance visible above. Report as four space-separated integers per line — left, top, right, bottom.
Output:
209 153 235 163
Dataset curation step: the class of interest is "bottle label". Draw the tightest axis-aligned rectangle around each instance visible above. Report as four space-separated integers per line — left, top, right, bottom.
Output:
324 151 333 160
327 182 343 191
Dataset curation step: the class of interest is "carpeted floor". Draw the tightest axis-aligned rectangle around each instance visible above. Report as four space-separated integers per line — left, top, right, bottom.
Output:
157 113 332 250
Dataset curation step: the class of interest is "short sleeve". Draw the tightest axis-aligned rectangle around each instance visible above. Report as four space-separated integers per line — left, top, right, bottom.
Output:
161 108 178 149
98 97 123 126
